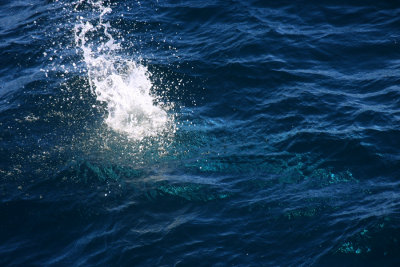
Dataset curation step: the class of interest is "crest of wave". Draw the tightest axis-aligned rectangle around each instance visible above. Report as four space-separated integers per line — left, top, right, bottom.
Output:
73 1 173 141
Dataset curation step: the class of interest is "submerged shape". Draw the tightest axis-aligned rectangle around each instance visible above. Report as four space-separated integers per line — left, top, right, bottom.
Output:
155 182 231 202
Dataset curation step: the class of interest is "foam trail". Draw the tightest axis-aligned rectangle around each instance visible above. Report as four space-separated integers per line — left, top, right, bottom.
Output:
74 1 173 140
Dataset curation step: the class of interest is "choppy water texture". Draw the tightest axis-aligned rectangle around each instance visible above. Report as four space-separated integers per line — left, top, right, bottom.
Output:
1 0 400 266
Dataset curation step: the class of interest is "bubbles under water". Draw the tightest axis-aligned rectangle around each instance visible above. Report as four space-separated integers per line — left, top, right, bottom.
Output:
74 0 175 141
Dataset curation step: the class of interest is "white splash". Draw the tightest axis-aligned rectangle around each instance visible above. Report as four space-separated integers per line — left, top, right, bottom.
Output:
74 1 172 140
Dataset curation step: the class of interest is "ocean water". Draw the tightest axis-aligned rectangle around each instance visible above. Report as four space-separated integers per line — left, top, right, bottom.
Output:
1 0 400 265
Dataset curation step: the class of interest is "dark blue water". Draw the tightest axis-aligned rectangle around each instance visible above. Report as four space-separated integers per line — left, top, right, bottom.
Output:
1 0 400 265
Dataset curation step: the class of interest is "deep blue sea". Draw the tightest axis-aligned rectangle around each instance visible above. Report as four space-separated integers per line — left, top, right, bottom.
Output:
1 0 400 266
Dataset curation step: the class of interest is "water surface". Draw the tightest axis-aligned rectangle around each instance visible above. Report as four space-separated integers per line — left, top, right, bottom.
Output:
1 0 400 266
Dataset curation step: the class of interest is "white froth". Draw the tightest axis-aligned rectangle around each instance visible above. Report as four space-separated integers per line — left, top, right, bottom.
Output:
74 1 171 140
